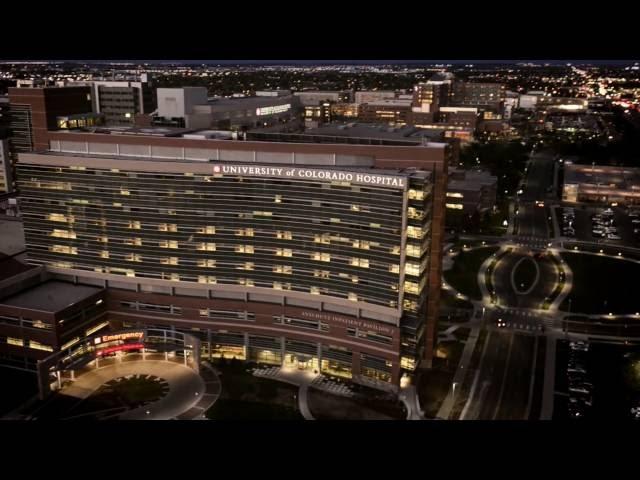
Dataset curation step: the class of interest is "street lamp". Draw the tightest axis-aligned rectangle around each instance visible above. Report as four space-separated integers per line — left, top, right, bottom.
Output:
452 382 458 404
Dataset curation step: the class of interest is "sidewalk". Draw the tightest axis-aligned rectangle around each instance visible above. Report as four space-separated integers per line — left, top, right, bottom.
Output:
435 326 481 420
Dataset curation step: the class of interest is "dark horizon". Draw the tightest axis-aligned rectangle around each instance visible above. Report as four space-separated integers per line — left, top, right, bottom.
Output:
1 59 639 66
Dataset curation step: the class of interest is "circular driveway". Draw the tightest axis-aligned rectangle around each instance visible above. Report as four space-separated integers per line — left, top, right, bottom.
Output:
61 359 208 420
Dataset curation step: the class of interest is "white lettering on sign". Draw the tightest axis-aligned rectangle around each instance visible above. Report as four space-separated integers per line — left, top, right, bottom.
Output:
214 164 406 189
256 104 291 116
300 310 395 335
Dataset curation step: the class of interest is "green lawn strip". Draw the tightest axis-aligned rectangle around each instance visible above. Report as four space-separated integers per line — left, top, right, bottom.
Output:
444 247 500 300
560 252 640 314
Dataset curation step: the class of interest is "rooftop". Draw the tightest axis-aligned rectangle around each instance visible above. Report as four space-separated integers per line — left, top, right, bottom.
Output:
1 280 102 312
564 163 640 190
0 256 37 282
303 123 446 143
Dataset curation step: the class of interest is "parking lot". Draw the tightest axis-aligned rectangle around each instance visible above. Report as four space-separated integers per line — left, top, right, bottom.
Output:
558 205 640 247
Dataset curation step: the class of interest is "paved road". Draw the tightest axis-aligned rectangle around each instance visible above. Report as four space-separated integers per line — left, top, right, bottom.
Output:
59 360 206 420
515 149 556 239
492 249 557 310
463 329 541 420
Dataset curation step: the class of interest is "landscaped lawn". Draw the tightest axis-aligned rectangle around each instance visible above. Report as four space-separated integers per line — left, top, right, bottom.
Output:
0 367 38 417
561 252 640 314
513 257 538 291
307 387 406 420
206 399 303 420
205 359 302 420
444 247 499 300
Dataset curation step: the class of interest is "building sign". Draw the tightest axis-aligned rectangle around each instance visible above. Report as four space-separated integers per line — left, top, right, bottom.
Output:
96 343 144 356
95 331 144 345
300 310 396 335
212 164 406 188
256 104 291 116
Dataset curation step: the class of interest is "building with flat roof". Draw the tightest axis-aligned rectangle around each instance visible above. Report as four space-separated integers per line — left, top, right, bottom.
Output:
562 163 640 206
446 168 498 217
0 270 107 370
15 128 449 392
154 88 302 131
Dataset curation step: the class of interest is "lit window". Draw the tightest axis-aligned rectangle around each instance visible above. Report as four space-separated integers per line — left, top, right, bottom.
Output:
197 276 217 284
351 204 360 211
169 273 180 281
161 257 180 265
160 240 179 249
50 245 78 255
7 337 24 347
276 248 293 257
276 231 293 240
235 245 254 254
124 238 142 246
314 234 331 244
348 293 358 302
390 245 401 255
197 242 216 251
330 217 341 223
403 280 421 295
275 195 282 203
406 244 422 258
389 264 400 274
407 226 423 239
237 262 254 271
29 340 53 352
158 223 178 232
403 299 418 312
125 253 142 262
408 189 425 201
47 213 71 223
314 270 330 278
197 258 215 268
446 192 464 198
100 251 109 259
273 265 292 274
238 278 254 286
312 252 331 262
370 223 381 228
50 229 76 239
235 228 254 237
120 188 130 196
197 226 216 234
446 203 464 210
405 262 420 276
128 220 141 229
350 258 369 268
310 286 320 295
253 211 272 217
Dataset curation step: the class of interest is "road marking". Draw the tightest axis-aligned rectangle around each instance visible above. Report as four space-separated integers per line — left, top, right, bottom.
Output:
493 333 515 420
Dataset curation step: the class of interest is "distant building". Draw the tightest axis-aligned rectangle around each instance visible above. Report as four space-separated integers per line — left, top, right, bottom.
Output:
446 168 498 218
437 107 478 129
294 90 353 106
563 163 640 206
354 90 397 105
358 99 413 125
0 133 12 194
0 95 9 129
412 72 455 114
154 88 301 131
255 90 292 97
72 74 156 126
519 92 544 110
536 96 588 112
154 87 211 129
451 82 505 113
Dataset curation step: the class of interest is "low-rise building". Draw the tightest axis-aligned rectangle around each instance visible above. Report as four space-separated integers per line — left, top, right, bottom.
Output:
562 162 640 206
446 168 498 218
